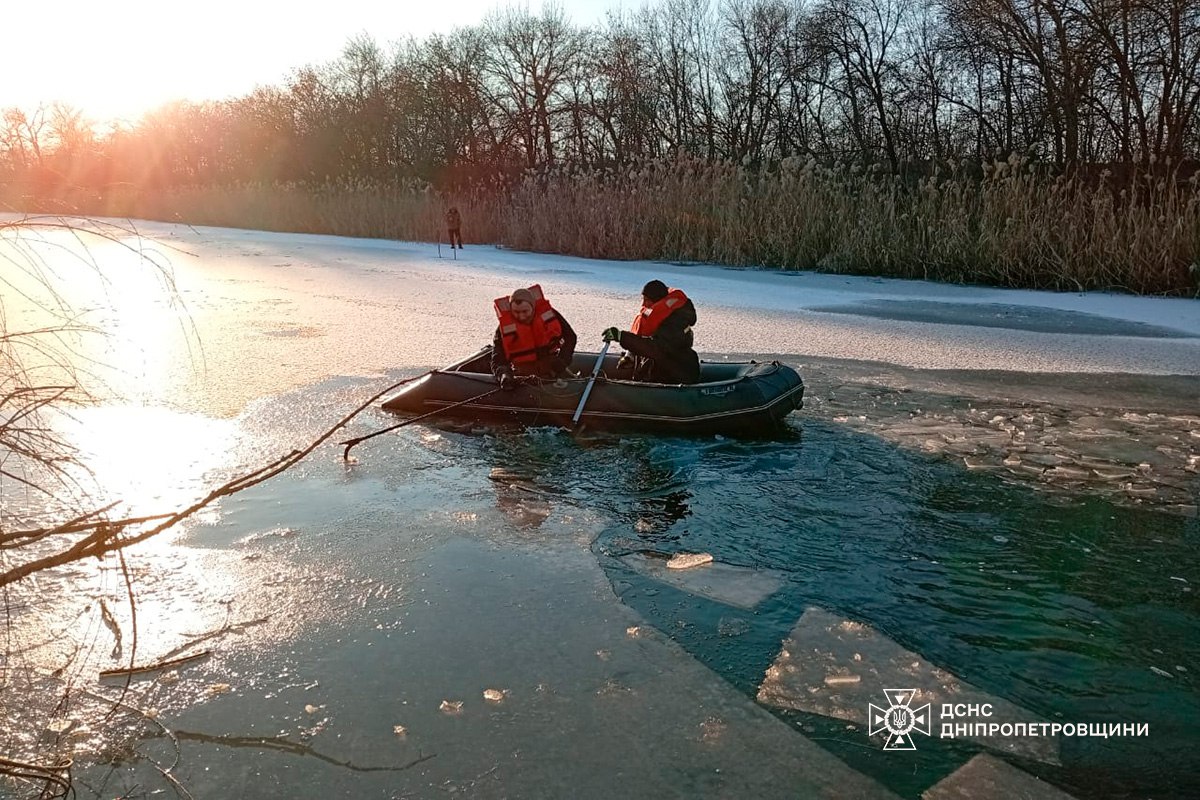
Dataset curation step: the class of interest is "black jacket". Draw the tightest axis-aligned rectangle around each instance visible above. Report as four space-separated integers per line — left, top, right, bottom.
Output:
618 299 700 384
491 313 578 379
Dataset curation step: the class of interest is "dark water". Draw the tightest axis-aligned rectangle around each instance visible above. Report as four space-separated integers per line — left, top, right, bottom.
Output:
475 416 1200 798
48 374 1199 799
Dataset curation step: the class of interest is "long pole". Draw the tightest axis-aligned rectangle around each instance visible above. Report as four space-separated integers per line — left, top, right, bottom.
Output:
571 342 611 428
341 387 502 460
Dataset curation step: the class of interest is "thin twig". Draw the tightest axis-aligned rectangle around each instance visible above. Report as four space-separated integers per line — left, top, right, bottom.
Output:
173 730 436 773
82 684 184 775
340 386 503 460
104 551 138 721
0 754 73 797
98 650 211 680
157 615 271 660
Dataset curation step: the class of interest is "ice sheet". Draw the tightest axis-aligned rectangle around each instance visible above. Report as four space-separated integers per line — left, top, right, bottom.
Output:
922 754 1079 800
157 538 899 799
757 607 1060 764
619 553 784 610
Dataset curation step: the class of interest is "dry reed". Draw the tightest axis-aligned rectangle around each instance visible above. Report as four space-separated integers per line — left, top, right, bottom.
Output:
12 156 1197 294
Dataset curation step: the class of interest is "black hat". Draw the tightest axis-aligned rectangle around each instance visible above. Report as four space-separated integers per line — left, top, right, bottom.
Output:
641 280 668 301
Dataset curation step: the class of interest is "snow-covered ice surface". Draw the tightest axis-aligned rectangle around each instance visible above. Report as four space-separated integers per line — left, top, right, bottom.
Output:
6 217 1193 513
7 217 1196 419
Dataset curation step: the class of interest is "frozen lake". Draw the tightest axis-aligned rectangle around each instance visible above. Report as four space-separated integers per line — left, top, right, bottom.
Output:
2 219 1198 799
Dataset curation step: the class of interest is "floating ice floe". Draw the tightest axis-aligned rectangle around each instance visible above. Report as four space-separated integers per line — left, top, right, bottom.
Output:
667 552 714 570
483 688 507 703
698 716 727 743
439 699 464 714
923 753 1079 800
620 553 783 610
757 607 1060 765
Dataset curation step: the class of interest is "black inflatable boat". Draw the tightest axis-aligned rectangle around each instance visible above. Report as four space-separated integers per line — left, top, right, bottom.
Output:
381 347 804 436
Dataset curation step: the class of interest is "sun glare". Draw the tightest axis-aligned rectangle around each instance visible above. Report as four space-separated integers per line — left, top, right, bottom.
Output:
5 2 614 122
64 404 239 519
41 233 240 521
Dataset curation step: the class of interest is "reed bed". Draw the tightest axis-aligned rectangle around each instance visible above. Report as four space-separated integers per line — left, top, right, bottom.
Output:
498 156 1200 294
10 156 1197 294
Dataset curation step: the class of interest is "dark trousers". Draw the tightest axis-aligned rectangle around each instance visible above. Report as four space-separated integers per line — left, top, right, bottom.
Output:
621 335 700 384
448 228 463 248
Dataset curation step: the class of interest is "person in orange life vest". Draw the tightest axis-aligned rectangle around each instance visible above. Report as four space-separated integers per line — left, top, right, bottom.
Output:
601 279 699 384
445 206 463 249
492 285 577 390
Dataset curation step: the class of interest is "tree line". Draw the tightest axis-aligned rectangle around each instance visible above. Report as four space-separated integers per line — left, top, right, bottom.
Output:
3 0 1199 195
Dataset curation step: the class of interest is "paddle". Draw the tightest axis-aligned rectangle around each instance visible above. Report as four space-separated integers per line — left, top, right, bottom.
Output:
571 341 612 428
341 386 502 460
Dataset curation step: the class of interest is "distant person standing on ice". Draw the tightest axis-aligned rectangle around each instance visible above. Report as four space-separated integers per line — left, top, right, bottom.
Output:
602 279 699 384
445 206 463 249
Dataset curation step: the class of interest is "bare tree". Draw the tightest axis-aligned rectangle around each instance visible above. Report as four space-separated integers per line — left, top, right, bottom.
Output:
1080 0 1200 162
486 5 587 167
5 0 1200 195
638 0 725 157
571 12 660 165
809 0 912 169
416 27 507 177
942 0 1103 164
1 107 48 172
718 0 802 164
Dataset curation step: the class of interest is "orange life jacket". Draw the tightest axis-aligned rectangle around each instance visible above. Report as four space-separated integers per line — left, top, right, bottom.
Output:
631 288 690 336
494 284 564 365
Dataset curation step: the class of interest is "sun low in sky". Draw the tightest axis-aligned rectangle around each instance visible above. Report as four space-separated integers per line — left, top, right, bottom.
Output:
5 0 619 123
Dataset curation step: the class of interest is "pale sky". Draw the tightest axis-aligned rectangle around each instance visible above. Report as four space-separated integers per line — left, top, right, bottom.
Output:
4 0 627 124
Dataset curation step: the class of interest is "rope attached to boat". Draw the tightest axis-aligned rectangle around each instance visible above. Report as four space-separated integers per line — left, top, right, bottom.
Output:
339 386 503 461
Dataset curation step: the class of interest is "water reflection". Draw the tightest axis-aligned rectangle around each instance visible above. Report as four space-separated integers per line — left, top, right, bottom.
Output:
488 465 554 528
471 426 699 539
625 444 693 539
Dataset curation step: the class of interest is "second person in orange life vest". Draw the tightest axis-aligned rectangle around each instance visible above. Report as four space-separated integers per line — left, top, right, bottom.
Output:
492 285 578 390
602 280 700 384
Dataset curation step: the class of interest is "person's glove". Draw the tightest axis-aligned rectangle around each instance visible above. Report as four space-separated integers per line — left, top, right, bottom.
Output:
499 371 516 390
602 327 621 343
